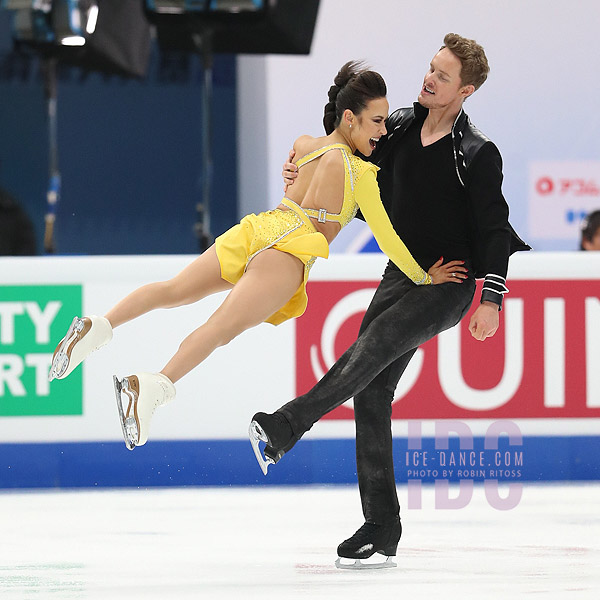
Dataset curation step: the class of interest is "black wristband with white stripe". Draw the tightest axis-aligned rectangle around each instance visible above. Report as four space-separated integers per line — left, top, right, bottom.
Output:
481 274 509 310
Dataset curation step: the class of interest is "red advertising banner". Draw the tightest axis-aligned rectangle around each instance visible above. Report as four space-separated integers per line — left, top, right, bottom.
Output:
296 280 600 420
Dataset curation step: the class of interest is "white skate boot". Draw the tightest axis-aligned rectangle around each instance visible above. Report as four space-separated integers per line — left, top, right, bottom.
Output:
113 372 176 450
48 316 113 382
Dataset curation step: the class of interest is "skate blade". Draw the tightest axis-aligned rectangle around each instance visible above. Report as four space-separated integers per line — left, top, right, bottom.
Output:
248 420 275 476
114 375 137 451
48 317 83 382
335 556 397 570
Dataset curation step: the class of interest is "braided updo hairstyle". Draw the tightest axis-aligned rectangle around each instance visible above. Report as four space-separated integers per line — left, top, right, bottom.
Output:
323 61 387 135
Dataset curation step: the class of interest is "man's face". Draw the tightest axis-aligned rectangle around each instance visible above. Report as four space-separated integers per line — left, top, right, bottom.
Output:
418 47 472 110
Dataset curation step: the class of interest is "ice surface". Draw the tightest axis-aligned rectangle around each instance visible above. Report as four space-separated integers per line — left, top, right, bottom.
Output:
0 483 598 599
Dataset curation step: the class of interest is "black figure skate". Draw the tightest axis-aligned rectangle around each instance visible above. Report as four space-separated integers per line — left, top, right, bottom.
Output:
335 518 402 569
248 411 296 475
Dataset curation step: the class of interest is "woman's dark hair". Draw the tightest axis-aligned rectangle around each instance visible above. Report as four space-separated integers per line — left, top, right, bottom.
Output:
580 210 600 250
323 61 387 135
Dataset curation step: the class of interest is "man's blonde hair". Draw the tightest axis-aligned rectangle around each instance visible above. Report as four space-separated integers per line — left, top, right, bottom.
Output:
442 33 490 90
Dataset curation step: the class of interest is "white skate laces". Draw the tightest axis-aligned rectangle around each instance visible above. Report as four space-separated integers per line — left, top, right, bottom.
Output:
48 315 113 382
113 372 176 450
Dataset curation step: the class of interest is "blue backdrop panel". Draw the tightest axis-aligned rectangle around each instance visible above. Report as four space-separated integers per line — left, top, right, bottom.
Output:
0 9 237 256
0 435 598 489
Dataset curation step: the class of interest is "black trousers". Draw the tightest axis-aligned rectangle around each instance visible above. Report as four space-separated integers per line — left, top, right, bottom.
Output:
280 263 476 524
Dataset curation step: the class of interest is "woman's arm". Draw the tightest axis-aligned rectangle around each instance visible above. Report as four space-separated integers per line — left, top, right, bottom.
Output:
355 167 431 285
355 168 468 286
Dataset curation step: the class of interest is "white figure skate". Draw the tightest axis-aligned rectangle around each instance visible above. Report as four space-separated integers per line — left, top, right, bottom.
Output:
48 315 113 382
113 372 176 450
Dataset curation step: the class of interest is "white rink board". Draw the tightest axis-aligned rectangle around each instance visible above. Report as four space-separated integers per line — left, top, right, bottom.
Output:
1 251 599 443
1 255 295 443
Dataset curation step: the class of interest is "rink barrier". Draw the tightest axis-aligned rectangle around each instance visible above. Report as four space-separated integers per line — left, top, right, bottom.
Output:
0 436 599 489
1 253 599 488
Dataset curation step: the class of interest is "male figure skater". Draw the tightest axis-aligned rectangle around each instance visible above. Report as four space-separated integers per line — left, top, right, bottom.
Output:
250 33 530 567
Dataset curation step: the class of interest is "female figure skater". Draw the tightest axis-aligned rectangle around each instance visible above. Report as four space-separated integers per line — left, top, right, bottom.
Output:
48 61 463 450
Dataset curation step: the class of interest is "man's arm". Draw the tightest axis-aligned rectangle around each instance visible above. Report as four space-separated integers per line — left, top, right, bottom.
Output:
467 142 512 308
465 142 512 340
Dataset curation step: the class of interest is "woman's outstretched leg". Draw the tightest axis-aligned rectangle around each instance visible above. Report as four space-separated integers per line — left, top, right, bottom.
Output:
118 248 304 449
105 245 232 328
49 246 231 381
161 248 304 383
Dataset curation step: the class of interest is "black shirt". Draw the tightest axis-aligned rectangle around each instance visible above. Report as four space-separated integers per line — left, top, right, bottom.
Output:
358 102 530 307
388 122 471 271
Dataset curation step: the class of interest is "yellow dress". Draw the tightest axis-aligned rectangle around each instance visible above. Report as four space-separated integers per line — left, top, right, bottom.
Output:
215 143 430 325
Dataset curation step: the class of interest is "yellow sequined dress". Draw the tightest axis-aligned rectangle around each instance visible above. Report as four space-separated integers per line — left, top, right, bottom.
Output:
215 143 430 325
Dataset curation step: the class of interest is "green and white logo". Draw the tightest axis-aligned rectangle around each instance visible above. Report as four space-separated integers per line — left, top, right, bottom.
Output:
0 285 83 416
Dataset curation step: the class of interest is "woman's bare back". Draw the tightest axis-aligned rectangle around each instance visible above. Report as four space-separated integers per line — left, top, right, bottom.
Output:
280 135 347 243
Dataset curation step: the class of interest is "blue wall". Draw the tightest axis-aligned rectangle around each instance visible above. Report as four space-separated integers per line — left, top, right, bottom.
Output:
0 436 598 489
0 12 237 255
